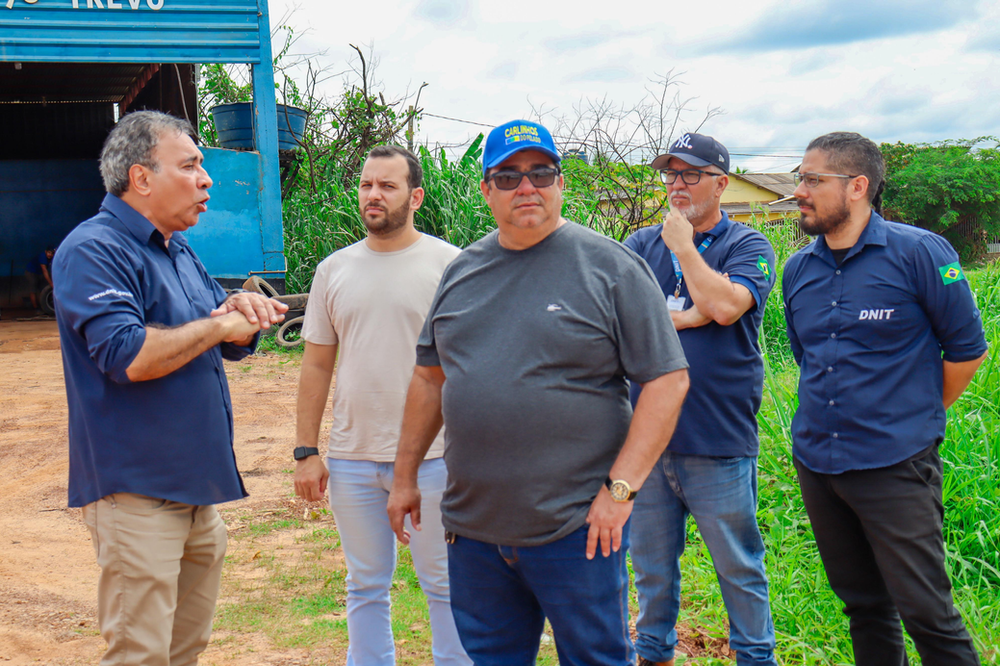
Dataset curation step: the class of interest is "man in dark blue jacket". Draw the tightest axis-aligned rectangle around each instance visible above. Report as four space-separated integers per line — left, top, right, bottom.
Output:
784 132 987 666
53 111 286 666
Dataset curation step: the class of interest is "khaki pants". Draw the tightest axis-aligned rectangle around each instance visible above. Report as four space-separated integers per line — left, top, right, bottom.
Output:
82 494 228 666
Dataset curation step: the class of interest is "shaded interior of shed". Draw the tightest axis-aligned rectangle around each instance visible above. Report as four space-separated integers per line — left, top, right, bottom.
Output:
0 62 196 306
0 62 197 159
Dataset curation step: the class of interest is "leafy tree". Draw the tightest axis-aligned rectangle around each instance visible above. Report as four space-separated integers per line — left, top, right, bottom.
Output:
881 137 1000 260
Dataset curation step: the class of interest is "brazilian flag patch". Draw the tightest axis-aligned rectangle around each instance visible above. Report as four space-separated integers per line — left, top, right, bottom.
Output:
756 255 772 281
939 262 965 285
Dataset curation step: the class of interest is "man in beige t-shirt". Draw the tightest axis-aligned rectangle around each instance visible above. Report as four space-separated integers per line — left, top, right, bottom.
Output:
294 146 468 665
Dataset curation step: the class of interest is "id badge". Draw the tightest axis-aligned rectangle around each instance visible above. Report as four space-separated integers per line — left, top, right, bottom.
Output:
666 295 686 311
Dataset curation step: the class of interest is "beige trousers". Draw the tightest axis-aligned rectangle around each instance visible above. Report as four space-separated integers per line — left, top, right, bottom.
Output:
82 494 228 666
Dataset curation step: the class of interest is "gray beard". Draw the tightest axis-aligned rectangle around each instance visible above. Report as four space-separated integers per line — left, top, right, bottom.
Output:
671 196 714 224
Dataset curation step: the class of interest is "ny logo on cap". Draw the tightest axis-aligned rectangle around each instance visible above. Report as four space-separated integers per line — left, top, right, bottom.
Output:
674 134 694 150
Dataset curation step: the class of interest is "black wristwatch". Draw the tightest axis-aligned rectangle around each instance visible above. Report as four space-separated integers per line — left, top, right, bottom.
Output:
294 446 319 461
605 476 638 502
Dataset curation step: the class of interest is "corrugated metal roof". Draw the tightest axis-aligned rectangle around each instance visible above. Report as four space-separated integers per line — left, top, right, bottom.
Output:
732 173 797 197
723 200 801 216
0 0 263 64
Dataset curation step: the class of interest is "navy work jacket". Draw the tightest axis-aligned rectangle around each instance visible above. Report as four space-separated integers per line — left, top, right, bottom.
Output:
53 194 251 507
783 211 987 474
625 212 777 457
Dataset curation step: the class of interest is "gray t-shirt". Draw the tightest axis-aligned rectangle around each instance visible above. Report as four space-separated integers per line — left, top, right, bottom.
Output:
416 221 688 546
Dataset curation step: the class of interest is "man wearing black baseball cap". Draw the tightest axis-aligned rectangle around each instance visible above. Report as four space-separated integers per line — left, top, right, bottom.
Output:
389 119 690 664
649 132 731 174
625 132 779 666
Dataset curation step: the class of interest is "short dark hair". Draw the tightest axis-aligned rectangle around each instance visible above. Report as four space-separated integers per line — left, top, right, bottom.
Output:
806 132 885 204
367 145 422 190
99 111 196 197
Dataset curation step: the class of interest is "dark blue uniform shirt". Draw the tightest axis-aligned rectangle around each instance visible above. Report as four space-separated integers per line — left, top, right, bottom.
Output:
26 250 50 274
783 211 987 474
53 194 251 507
625 212 777 457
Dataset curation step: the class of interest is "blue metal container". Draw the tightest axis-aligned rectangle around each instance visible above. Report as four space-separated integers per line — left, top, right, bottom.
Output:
0 0 288 283
212 102 307 151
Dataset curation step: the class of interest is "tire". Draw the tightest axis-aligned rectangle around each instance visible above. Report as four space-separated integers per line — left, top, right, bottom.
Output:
40 285 56 316
276 316 305 348
242 275 280 298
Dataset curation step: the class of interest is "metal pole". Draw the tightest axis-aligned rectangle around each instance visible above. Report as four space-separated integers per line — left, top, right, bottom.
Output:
6 260 13 308
253 0 284 277
406 105 415 153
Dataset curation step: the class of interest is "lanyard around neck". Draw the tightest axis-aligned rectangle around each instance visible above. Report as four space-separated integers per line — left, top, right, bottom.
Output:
670 235 715 297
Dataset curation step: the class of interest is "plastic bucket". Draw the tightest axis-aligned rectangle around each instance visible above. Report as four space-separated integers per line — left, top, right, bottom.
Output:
211 102 307 151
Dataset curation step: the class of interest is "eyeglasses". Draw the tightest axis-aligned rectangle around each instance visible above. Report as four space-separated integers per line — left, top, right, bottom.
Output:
659 168 725 185
487 167 561 191
793 172 859 188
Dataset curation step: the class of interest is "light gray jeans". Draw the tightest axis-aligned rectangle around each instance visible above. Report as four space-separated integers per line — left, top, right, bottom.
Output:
326 456 470 666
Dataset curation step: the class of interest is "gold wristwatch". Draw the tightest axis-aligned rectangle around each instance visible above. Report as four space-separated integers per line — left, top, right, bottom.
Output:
605 476 637 502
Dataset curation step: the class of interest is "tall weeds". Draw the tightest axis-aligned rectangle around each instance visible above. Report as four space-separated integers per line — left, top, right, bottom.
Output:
413 138 496 248
281 148 999 661
750 256 1000 662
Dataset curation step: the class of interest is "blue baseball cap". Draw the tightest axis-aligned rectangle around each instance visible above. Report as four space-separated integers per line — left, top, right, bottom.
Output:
651 132 730 174
483 119 560 175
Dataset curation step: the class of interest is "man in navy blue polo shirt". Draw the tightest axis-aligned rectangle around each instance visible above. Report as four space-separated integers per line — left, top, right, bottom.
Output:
53 111 287 666
783 132 987 666
624 133 778 666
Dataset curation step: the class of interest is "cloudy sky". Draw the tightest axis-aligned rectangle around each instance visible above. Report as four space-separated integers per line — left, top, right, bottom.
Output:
267 0 1000 172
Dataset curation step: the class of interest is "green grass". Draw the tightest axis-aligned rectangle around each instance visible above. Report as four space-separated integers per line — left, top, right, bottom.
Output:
271 167 999 662
634 249 999 664
214 507 438 664
713 260 999 665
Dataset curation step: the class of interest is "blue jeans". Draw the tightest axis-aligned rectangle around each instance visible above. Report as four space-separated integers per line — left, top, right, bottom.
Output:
447 524 635 666
326 457 470 666
631 452 777 665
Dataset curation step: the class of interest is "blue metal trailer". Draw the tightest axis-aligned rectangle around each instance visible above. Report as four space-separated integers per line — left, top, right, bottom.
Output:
0 0 286 309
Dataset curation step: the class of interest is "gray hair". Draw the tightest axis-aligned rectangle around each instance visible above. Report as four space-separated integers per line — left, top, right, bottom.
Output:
99 111 196 196
806 132 885 204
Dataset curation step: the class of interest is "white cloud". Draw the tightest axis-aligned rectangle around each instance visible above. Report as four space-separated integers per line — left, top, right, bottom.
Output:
267 0 1000 172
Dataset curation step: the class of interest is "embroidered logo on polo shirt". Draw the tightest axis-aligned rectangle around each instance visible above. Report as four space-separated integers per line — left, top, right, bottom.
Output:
546 304 563 312
938 262 965 285
87 288 134 301
756 255 771 281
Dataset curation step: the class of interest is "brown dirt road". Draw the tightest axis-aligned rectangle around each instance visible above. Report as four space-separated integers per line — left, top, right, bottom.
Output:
0 320 725 666
0 319 323 666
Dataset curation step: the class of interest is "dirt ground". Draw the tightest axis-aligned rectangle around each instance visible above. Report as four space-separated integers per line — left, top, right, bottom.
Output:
0 319 727 666
0 319 317 666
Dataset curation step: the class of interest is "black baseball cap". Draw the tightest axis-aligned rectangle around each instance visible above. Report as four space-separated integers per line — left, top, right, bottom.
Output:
651 132 730 174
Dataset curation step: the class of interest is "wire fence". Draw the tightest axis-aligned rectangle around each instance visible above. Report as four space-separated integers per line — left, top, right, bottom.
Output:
949 217 1000 256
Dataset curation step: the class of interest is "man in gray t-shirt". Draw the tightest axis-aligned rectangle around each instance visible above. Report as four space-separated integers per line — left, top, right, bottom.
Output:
388 119 690 665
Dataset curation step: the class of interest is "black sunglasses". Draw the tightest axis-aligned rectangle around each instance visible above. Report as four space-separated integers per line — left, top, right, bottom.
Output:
487 167 561 191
